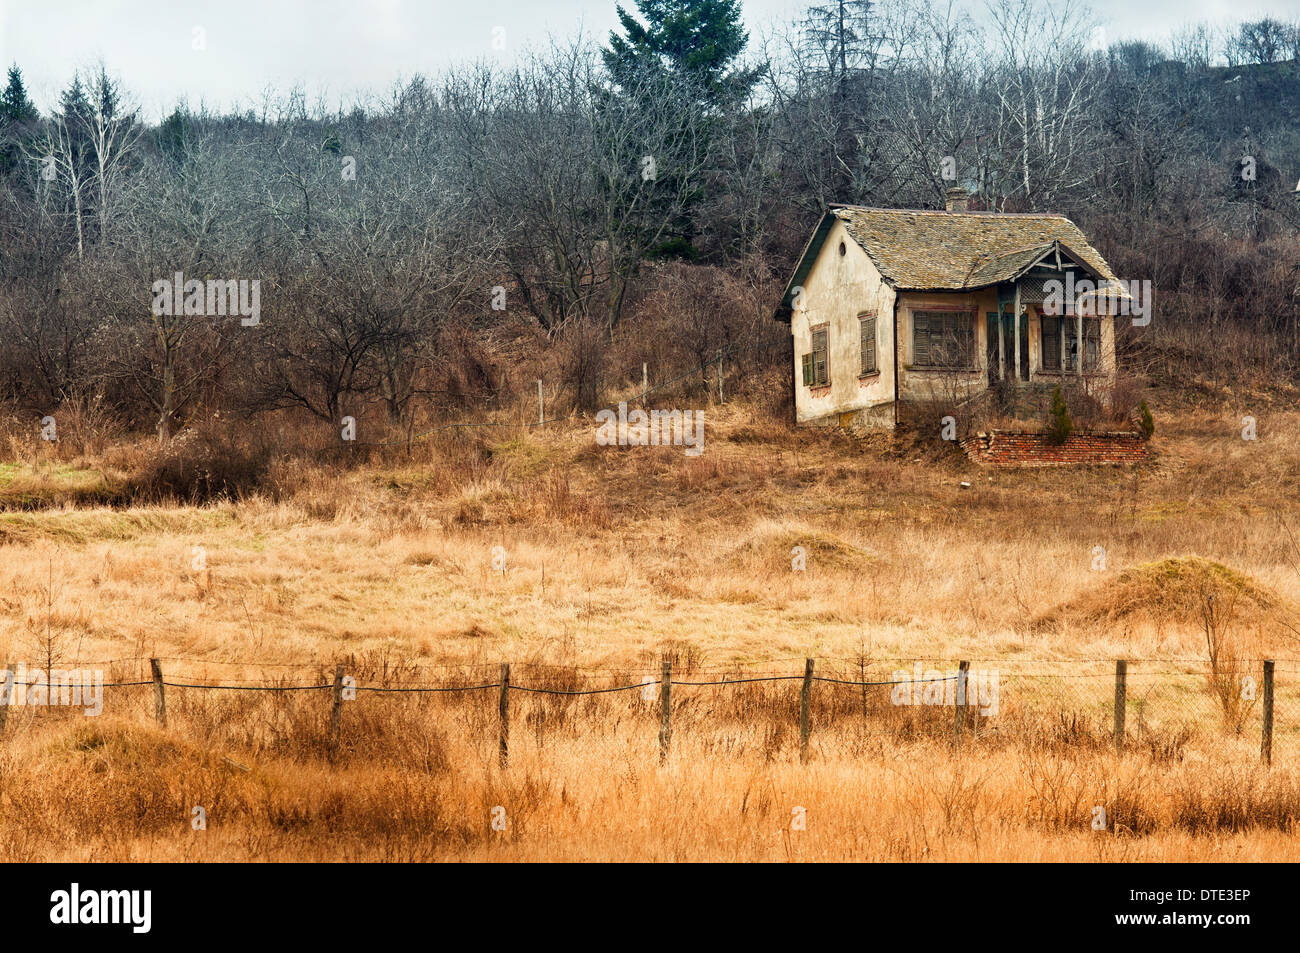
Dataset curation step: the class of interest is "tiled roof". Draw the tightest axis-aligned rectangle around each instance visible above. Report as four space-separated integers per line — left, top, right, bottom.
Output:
964 243 1059 286
831 205 1122 291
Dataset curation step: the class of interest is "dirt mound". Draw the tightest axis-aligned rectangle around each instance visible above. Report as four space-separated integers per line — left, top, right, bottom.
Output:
1035 556 1290 632
729 522 875 574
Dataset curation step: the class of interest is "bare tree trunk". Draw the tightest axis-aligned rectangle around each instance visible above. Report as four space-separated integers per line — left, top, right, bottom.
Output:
157 355 175 443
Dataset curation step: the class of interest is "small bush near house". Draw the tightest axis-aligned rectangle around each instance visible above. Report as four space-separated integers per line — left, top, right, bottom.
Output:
1046 387 1073 446
1138 400 1155 440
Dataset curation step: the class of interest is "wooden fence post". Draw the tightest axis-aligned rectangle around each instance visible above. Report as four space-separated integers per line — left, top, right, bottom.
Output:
0 660 9 737
498 663 511 769
150 658 166 728
953 660 969 742
658 660 672 765
1114 659 1127 755
330 664 344 755
1262 659 1274 767
799 658 814 763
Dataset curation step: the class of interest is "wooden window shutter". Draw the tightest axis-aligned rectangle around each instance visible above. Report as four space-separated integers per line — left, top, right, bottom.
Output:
913 313 930 366
1042 316 1060 370
860 316 876 374
958 313 974 365
801 352 814 387
1084 318 1100 370
810 327 829 386
913 311 974 367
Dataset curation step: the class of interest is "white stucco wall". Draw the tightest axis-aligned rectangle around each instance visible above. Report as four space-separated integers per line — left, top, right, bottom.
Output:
789 219 896 427
788 227 1119 428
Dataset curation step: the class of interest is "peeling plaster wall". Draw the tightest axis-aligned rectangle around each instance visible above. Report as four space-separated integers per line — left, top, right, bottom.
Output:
788 227 1119 432
789 218 896 428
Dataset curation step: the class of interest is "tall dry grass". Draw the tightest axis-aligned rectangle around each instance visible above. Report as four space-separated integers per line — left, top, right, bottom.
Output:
1 667 1298 861
1 398 1300 859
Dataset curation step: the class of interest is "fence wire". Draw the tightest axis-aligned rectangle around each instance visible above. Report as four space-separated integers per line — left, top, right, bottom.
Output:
1 656 1293 765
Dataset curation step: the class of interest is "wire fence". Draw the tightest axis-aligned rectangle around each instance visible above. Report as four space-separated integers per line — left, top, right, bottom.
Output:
0 655 1295 768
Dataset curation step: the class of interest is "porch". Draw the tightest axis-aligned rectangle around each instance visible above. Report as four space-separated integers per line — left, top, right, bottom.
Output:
980 243 1120 388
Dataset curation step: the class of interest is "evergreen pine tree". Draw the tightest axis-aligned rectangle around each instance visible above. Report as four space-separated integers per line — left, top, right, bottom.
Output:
157 106 190 160
0 64 39 178
59 75 91 127
1046 387 1073 446
0 64 39 125
603 0 756 104
1138 399 1155 440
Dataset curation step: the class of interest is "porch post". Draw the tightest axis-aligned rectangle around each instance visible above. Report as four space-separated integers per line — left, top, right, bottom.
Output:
1076 310 1083 377
997 306 1005 380
1013 286 1021 384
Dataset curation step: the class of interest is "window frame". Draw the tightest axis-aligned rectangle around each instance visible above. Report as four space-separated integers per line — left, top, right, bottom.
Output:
1083 318 1101 370
803 324 830 388
859 313 877 376
911 309 975 369
1041 315 1101 372
1041 314 1061 371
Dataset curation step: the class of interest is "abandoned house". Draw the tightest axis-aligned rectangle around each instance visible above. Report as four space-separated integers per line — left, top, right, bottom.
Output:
774 189 1131 431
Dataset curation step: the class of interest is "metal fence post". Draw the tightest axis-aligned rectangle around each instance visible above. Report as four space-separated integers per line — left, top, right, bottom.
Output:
499 663 511 769
954 660 969 742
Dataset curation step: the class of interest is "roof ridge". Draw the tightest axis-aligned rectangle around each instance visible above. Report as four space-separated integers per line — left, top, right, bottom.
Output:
969 241 1059 263
774 205 1120 319
830 204 1069 219
962 242 1056 286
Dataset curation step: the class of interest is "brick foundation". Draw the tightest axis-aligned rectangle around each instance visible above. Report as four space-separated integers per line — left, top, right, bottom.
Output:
960 429 1148 467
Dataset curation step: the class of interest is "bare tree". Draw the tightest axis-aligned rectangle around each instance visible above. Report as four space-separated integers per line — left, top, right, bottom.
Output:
984 0 1101 210
101 121 246 440
24 63 141 259
1170 22 1217 70
1233 18 1290 65
459 41 710 335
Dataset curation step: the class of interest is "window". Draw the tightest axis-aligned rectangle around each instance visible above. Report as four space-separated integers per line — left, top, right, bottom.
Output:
1084 319 1101 370
912 311 974 368
859 314 877 375
1041 315 1060 370
802 326 829 387
1041 316 1100 371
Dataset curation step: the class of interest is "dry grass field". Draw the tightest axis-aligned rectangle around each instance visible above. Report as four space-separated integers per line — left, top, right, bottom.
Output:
2 390 1300 861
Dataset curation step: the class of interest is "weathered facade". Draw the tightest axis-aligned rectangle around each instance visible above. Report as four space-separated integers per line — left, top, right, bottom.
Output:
774 193 1129 431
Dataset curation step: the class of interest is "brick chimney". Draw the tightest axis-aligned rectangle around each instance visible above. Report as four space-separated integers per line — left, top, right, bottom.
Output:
945 187 971 212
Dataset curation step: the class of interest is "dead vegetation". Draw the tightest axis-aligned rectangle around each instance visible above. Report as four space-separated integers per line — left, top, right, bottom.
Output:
1034 556 1292 639
0 401 1299 859
0 665 1296 861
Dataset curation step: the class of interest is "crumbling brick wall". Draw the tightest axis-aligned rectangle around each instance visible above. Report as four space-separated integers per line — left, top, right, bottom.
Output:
960 429 1148 467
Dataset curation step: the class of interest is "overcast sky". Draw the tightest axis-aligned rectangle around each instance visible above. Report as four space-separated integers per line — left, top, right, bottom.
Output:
0 0 1294 121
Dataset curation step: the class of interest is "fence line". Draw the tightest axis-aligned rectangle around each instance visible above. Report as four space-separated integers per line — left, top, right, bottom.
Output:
110 653 1300 670
0 656 1288 770
7 655 1295 683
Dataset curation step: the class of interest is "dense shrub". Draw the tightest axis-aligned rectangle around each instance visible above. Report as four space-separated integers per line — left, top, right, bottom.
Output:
1046 387 1073 445
122 422 273 503
1138 400 1155 439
